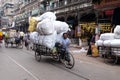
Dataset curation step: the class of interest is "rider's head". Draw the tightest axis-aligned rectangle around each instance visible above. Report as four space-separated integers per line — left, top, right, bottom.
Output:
63 33 68 39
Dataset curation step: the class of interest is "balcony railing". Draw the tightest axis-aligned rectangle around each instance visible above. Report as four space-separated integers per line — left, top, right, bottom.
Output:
47 0 92 10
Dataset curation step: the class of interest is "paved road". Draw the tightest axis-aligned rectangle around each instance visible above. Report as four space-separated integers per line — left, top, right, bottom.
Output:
0 46 120 80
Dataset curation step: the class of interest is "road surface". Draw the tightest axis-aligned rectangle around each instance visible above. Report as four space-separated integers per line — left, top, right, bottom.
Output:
0 46 120 80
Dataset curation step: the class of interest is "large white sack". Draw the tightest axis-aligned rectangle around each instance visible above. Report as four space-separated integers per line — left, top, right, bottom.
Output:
114 25 120 34
38 35 44 45
96 40 104 46
103 40 111 47
53 21 69 34
110 39 120 47
114 33 120 39
39 12 56 21
30 32 34 43
36 19 55 35
42 31 57 49
30 32 39 43
100 33 114 41
56 32 64 42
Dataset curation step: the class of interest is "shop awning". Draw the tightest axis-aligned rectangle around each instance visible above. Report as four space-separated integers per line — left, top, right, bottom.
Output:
32 9 39 16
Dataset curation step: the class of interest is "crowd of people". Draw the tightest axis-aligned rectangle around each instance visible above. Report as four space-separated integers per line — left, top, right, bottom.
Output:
0 29 31 49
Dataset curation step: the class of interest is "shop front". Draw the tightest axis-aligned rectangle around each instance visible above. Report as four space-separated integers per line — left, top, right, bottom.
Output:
94 0 120 32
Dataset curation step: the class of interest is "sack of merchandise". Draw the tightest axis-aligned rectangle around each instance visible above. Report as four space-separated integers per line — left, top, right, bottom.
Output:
30 32 39 43
91 45 99 57
114 33 120 39
38 35 44 45
110 39 120 47
114 25 120 34
100 33 114 41
56 32 64 42
36 19 55 35
39 12 56 21
96 40 103 46
103 40 111 47
42 31 57 49
28 17 38 32
53 21 69 34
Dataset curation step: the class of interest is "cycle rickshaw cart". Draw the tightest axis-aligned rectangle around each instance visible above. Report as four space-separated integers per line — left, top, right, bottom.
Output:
4 30 23 49
34 41 75 69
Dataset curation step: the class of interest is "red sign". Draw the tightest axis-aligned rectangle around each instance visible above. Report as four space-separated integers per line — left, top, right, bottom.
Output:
105 9 114 16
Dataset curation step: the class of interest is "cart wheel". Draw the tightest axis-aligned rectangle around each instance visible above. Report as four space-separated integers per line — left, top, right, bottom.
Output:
35 50 41 62
64 53 75 69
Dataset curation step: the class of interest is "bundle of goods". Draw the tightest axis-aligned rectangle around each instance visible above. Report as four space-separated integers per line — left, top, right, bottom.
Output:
39 12 56 21
30 32 39 44
96 33 115 47
96 25 120 47
28 17 40 32
30 12 69 49
36 19 55 35
114 25 120 39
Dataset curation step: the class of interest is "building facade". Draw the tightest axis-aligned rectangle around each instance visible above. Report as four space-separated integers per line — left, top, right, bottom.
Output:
14 0 120 42
0 0 19 28
93 0 120 33
14 0 41 32
15 0 93 33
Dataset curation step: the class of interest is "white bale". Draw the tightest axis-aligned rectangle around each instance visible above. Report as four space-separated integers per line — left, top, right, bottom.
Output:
96 40 104 46
114 25 120 34
38 35 44 45
30 33 34 43
56 32 64 42
100 33 114 41
114 33 120 39
42 31 57 49
39 12 56 21
36 19 55 35
110 39 120 47
103 40 111 47
53 21 69 34
30 32 39 43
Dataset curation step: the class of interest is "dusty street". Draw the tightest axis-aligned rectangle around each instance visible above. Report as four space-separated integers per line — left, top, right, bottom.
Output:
0 46 120 80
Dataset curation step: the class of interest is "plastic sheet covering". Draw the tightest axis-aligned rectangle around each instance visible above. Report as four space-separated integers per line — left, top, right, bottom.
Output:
96 40 103 46
103 40 111 47
110 39 120 47
42 31 57 49
39 12 56 21
53 21 69 34
114 25 120 34
28 17 38 32
100 33 114 41
36 19 55 35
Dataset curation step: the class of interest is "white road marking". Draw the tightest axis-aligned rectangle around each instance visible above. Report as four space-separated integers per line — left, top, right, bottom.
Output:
5 55 44 80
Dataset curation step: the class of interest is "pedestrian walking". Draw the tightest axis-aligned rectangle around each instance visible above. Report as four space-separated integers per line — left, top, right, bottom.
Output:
24 31 30 50
87 33 96 56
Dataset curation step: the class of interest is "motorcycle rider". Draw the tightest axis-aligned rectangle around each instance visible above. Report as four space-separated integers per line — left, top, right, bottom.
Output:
60 33 71 64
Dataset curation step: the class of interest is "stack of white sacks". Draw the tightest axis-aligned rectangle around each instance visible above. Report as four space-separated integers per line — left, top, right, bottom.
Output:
30 12 69 49
96 25 120 47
